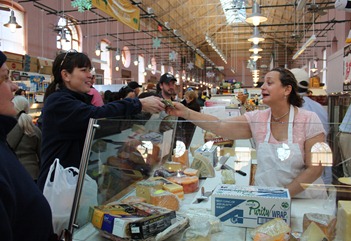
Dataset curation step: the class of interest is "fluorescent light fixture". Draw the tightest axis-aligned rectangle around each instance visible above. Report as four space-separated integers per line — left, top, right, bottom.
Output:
292 34 316 60
205 34 227 64
246 1 267 26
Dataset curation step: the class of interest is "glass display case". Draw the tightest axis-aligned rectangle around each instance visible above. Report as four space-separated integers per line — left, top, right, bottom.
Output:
64 113 350 241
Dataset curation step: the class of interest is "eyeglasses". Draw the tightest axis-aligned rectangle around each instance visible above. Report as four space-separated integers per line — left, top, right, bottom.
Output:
59 49 78 70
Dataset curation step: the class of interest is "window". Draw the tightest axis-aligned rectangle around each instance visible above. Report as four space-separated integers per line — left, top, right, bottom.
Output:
101 41 111 85
138 55 145 84
56 17 80 51
0 7 25 54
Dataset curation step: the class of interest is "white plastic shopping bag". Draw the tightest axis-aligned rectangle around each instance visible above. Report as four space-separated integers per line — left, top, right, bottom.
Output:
43 158 79 235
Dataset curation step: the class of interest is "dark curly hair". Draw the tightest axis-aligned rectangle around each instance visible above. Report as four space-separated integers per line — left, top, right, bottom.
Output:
270 67 303 107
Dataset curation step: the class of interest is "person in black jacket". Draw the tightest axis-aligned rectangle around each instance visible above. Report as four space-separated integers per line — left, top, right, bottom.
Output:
37 51 165 191
0 51 55 241
180 90 201 148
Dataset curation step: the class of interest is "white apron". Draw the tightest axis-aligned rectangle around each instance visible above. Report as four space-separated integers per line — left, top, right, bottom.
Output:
255 105 327 199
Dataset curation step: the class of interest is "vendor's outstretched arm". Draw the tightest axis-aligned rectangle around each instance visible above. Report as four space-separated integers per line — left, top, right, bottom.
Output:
167 102 252 140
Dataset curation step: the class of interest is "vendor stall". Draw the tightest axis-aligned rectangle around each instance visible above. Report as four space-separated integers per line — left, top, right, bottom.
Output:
57 115 347 241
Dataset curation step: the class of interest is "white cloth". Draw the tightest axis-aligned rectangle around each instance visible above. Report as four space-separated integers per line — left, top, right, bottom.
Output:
255 105 327 199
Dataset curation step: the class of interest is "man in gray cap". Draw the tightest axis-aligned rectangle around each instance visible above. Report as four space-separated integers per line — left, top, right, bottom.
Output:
290 68 331 184
157 73 177 100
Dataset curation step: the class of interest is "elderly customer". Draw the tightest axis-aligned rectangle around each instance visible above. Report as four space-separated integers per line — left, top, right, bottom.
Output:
0 51 55 241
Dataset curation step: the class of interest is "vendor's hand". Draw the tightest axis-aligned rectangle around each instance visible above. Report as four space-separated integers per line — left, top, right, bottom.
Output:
139 96 165 113
166 102 188 118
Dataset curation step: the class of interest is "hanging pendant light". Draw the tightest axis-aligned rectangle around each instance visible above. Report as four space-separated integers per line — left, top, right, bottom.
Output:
246 1 267 26
311 63 318 72
95 43 102 56
133 55 139 66
250 53 262 62
4 10 22 33
115 62 120 71
115 48 121 61
60 29 69 46
249 44 263 54
248 26 265 45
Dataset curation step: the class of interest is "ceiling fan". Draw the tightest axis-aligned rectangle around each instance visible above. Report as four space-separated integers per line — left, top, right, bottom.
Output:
306 2 334 16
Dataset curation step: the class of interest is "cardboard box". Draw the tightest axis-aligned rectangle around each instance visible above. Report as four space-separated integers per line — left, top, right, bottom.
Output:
38 59 53 75
211 184 291 228
4 51 23 62
7 60 23 71
91 203 176 239
23 55 39 72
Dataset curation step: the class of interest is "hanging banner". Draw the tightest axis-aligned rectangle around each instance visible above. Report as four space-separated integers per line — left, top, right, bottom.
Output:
92 0 140 31
194 53 204 69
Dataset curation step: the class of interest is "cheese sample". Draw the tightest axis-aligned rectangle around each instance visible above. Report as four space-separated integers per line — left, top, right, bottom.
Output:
300 222 328 241
303 213 336 240
150 190 180 211
250 218 291 241
136 179 164 203
150 176 184 199
335 200 351 241
183 168 200 177
167 176 199 194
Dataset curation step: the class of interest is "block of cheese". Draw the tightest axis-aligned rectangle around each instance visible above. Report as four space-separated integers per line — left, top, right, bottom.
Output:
183 168 200 177
172 150 189 167
335 200 351 241
150 176 184 200
167 176 199 194
191 153 215 178
150 190 180 211
136 179 164 203
164 161 183 172
300 222 328 241
303 213 336 240
250 218 291 241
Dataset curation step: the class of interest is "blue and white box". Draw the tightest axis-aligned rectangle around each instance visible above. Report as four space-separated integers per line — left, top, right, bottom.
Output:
211 184 291 228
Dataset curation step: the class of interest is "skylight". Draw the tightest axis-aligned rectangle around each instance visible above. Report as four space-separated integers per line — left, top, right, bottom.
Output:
220 0 246 24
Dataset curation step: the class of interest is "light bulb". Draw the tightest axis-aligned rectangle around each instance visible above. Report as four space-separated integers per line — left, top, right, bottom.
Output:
95 49 101 56
9 23 16 33
133 59 138 66
115 49 121 61
115 65 119 71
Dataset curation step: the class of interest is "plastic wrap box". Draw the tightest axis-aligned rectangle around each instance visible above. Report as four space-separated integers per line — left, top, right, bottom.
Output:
211 184 291 228
91 203 176 239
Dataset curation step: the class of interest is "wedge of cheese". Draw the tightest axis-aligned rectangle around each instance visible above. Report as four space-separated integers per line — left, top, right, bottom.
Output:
303 213 336 240
335 200 351 241
300 222 328 241
150 190 180 211
250 218 291 241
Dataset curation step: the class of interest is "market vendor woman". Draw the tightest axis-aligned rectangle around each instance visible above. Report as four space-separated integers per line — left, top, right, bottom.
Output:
167 67 327 198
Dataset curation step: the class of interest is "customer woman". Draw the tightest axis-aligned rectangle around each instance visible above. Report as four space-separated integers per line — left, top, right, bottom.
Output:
0 51 55 241
167 67 326 198
7 96 41 181
37 51 165 190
